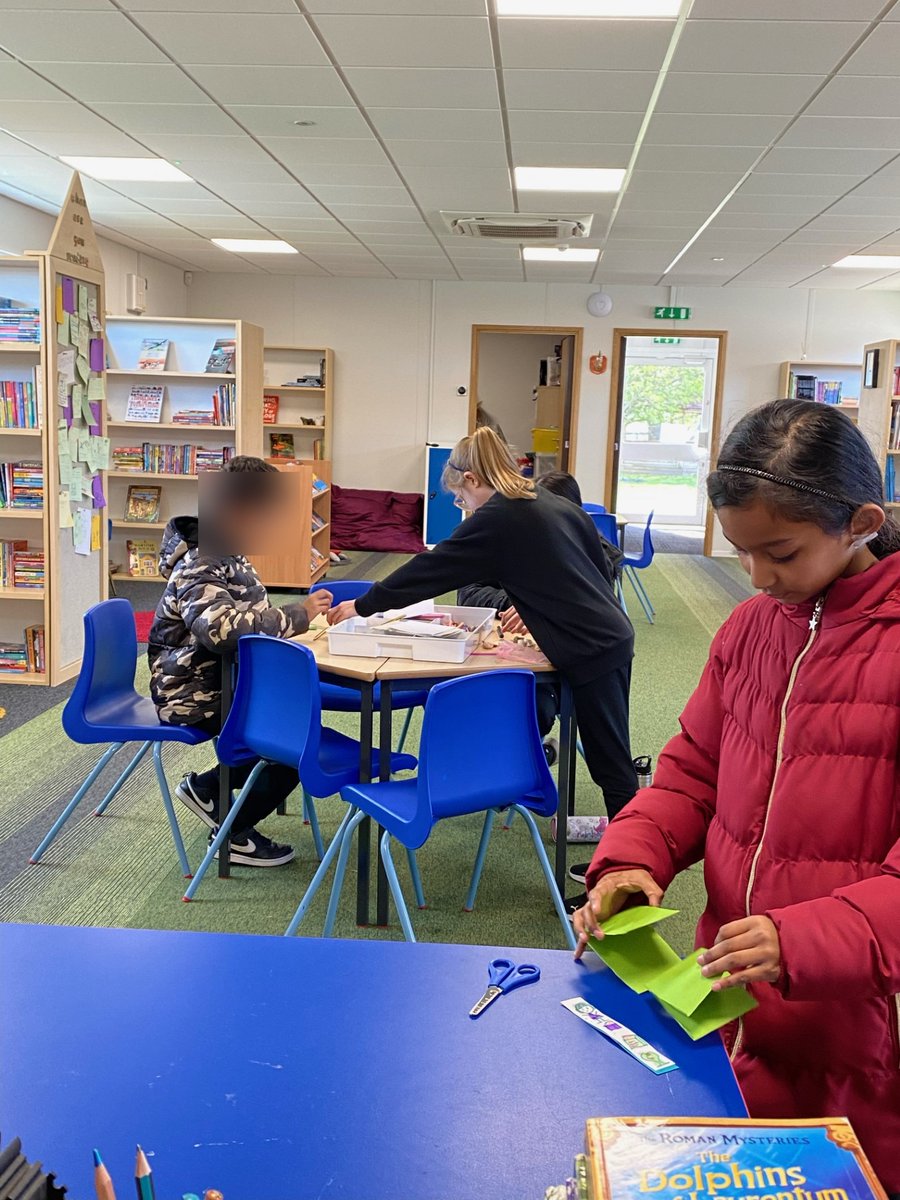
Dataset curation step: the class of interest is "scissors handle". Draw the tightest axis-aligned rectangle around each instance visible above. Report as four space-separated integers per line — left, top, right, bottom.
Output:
500 963 540 993
486 957 517 988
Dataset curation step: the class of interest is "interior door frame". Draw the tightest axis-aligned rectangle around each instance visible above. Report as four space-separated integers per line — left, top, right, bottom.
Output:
605 327 728 557
469 324 584 472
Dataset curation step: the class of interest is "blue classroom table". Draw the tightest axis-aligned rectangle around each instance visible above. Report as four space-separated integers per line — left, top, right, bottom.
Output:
0 923 745 1200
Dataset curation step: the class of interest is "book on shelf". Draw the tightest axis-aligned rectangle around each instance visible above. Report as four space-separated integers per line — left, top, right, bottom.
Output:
0 461 43 509
893 366 900 399
124 484 162 523
311 474 328 495
12 547 44 589
25 624 45 672
0 376 41 429
205 338 236 374
0 641 28 672
580 1116 886 1200
0 538 26 586
125 385 164 423
0 297 40 343
269 432 295 459
793 374 817 401
126 538 160 577
112 443 233 475
310 545 327 574
211 382 234 426
816 379 842 405
136 338 169 371
263 393 279 424
311 511 326 533
312 437 324 461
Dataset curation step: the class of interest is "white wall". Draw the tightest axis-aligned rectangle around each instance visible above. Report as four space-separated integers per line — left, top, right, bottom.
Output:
0 193 187 317
476 331 560 453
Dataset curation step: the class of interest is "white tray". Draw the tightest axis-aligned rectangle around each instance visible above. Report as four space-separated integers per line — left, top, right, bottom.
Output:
327 604 495 664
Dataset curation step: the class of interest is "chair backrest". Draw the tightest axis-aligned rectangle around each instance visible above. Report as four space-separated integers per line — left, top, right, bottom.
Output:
416 671 557 832
311 578 371 605
626 510 655 568
589 510 620 548
62 599 141 740
216 635 321 770
582 502 607 514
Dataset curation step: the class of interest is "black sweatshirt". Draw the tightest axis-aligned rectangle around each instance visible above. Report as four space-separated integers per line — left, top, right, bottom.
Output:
355 489 634 686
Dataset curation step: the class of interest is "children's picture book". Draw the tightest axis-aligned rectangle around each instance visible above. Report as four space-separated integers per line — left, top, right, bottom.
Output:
269 431 295 458
205 338 236 374
137 338 169 371
124 485 162 523
125 385 164 423
263 394 279 424
584 1117 887 1200
126 538 160 578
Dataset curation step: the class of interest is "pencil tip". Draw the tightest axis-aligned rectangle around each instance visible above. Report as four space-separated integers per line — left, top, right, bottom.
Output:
92 1149 102 1167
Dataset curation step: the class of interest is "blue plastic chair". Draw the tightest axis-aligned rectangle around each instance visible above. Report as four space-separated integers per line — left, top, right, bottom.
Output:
184 635 417 902
582 502 607 515
311 579 427 755
30 599 210 877
621 511 656 624
287 670 576 949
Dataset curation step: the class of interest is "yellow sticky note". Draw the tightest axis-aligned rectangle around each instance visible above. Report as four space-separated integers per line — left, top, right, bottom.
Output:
55 283 64 325
91 510 101 551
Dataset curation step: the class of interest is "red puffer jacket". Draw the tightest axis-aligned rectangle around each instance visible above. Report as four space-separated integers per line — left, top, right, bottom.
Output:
586 552 900 1189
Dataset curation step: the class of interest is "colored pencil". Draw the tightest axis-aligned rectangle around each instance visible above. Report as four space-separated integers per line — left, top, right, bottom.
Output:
93 1148 117 1200
134 1145 155 1200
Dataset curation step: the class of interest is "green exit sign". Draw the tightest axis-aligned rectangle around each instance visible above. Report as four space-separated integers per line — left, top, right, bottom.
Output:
654 306 692 320
653 337 681 344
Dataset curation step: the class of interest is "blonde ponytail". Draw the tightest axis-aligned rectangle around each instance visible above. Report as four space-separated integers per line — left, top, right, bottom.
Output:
442 426 536 500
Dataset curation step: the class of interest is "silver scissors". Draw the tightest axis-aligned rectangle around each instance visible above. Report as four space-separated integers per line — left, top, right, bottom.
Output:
468 957 541 1019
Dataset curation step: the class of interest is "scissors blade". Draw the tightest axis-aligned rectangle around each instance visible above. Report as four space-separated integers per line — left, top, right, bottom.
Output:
469 985 503 1018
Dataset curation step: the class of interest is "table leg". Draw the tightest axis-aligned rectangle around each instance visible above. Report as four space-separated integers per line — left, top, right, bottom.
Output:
376 680 393 927
217 655 234 880
554 678 577 895
355 682 374 926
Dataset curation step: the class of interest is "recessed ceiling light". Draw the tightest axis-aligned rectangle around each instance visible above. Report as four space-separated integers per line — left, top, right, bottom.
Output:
523 247 599 262
59 156 193 182
712 257 725 262
293 120 317 127
212 239 299 254
498 0 680 14
515 167 625 193
833 254 900 269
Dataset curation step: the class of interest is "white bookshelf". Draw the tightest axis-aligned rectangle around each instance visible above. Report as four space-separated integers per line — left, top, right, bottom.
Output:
262 345 333 462
778 360 861 422
104 316 263 580
857 339 900 507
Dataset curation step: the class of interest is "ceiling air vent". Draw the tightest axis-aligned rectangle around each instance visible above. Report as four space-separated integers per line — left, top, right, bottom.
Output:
441 212 593 242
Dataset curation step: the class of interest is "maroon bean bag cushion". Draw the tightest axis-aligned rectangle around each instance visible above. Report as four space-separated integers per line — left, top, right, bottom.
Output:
331 485 426 553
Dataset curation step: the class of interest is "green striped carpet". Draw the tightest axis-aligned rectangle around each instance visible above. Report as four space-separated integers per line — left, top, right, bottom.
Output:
0 555 751 954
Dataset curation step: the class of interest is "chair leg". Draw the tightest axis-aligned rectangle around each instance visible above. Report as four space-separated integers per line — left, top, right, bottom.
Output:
29 742 125 864
305 793 325 861
464 808 497 912
284 806 357 937
153 743 192 879
406 847 425 909
511 804 577 951
616 576 628 615
323 808 366 937
631 568 656 617
380 830 416 942
94 741 152 815
182 761 267 900
625 566 654 625
396 707 415 755
501 806 515 831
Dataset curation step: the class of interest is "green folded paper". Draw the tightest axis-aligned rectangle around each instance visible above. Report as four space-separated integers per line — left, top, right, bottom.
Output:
597 905 681 936
660 985 757 1041
589 929 680 994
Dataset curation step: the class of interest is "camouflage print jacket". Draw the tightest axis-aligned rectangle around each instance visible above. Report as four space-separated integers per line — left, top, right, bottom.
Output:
147 515 311 726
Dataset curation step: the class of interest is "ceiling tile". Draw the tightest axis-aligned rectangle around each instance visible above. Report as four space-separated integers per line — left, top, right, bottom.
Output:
672 20 865 74
510 142 633 169
708 211 805 230
10 127 149 156
285 163 402 187
227 106 371 138
92 102 240 137
313 15 493 68
121 0 295 8
326 204 421 220
389 140 509 169
503 69 656 113
690 0 884 17
626 169 744 199
780 116 900 149
0 11 165 62
498 18 673 72
0 131 47 157
35 61 207 104
738 171 863 196
134 13 328 67
724 192 830 215
635 145 765 173
0 62 69 101
142 133 286 166
507 110 641 145
806 75 900 119
343 220 433 235
850 168 900 198
309 185 413 207
643 113 784 146
187 65 353 108
368 108 504 141
224 181 327 202
656 71 822 116
308 0 485 11
755 146 895 174
345 67 498 110
825 194 900 217
0 0 112 7
842 24 900 74
796 212 899 234
261 137 389 167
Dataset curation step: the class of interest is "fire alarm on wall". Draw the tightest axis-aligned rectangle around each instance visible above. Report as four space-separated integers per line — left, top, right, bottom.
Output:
126 273 147 314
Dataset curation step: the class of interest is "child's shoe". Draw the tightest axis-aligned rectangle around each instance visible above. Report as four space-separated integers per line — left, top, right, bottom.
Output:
209 829 295 868
542 736 559 767
175 772 217 829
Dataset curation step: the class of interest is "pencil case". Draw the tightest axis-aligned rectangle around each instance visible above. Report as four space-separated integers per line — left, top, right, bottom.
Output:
550 815 609 843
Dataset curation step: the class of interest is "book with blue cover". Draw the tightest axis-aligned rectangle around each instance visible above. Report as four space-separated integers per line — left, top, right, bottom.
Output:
585 1118 886 1200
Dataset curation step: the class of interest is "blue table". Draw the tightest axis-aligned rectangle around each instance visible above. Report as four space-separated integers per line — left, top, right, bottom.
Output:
0 923 745 1200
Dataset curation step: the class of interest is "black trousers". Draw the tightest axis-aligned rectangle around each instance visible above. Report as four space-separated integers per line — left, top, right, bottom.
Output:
570 663 637 822
535 683 559 739
189 714 299 835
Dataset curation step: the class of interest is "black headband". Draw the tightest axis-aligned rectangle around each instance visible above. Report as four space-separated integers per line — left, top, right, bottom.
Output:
716 464 852 507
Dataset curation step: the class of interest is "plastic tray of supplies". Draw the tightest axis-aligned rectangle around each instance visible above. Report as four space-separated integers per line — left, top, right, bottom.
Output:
327 603 495 664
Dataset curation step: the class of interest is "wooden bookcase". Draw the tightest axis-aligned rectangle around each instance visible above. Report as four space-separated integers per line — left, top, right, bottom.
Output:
262 346 333 463
104 316 263 581
777 360 861 422
857 339 900 513
252 459 332 589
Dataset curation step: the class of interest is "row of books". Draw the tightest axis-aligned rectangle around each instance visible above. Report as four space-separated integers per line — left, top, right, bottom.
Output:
0 461 43 508
789 374 845 404
893 366 900 399
0 302 40 343
311 511 327 533
0 379 41 429
0 539 44 589
0 625 45 673
310 545 327 575
111 444 234 475
124 383 235 426
131 337 235 374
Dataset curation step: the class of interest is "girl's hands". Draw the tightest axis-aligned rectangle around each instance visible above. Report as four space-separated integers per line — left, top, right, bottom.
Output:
573 869 664 961
499 606 528 635
304 589 332 620
328 600 359 625
698 916 781 991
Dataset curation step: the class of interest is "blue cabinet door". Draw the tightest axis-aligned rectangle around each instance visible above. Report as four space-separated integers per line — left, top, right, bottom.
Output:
424 445 462 546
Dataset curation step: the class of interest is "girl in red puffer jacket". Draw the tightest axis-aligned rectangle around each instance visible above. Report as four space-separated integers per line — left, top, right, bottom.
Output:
574 398 900 1192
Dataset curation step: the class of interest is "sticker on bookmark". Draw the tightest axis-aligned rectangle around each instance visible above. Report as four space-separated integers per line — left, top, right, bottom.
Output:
561 998 678 1074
